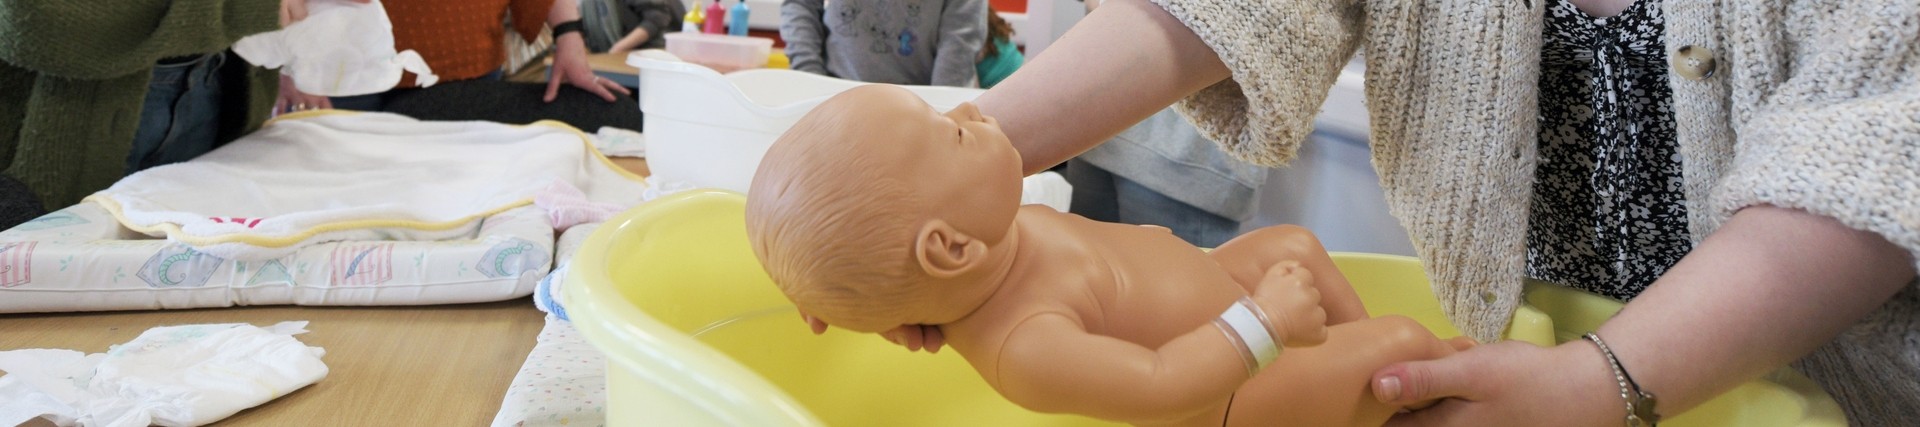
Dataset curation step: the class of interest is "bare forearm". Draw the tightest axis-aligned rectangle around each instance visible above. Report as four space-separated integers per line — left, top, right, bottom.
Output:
974 0 1228 174
611 27 651 52
545 0 589 65
1140 325 1267 417
548 0 580 25
1599 206 1915 412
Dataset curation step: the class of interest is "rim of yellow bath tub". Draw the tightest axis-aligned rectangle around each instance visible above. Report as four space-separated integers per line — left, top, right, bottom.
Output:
566 189 823 427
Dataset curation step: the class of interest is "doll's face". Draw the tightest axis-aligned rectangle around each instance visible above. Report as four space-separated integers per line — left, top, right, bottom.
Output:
851 86 1024 247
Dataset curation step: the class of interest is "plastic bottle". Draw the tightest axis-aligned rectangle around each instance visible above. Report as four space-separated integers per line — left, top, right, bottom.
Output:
682 2 704 34
704 0 728 34
727 0 751 36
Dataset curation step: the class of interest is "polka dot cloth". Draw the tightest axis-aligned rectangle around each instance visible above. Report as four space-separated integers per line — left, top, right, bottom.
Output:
491 315 607 427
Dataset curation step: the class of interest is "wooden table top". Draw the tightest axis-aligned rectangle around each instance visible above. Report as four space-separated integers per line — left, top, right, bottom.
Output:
0 301 546 426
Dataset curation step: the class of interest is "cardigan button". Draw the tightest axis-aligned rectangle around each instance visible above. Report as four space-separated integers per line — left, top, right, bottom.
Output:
1671 45 1717 80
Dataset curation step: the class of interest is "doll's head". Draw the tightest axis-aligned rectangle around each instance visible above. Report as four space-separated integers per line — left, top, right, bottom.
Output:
746 85 1024 333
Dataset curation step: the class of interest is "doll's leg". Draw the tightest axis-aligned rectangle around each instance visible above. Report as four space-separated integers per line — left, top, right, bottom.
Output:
1224 315 1456 427
1210 225 1368 323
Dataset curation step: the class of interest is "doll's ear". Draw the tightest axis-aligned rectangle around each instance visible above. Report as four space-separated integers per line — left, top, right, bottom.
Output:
915 219 987 279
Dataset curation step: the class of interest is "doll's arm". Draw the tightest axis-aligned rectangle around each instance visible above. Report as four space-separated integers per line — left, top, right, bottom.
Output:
988 313 1264 424
1210 225 1368 324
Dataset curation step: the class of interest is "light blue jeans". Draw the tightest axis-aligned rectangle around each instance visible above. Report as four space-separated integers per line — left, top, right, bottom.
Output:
1065 160 1242 248
128 52 231 174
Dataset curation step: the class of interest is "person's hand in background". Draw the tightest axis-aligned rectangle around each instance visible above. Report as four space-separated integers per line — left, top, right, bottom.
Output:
274 73 332 115
547 0 631 103
546 32 630 102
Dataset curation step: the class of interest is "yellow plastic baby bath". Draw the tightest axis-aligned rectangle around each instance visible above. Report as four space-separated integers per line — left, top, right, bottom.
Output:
564 189 1846 427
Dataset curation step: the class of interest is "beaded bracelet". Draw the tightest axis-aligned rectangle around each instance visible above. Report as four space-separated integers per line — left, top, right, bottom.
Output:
1584 332 1661 427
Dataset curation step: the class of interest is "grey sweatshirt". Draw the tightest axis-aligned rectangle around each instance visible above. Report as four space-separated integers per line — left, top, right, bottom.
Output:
779 0 984 87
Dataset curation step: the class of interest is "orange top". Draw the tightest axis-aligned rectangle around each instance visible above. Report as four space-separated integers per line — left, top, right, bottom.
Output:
385 0 554 87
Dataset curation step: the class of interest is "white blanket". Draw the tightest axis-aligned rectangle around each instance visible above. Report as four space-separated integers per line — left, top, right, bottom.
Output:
86 112 649 261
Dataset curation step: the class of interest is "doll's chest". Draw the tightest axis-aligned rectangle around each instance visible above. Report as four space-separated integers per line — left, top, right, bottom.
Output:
1077 227 1252 348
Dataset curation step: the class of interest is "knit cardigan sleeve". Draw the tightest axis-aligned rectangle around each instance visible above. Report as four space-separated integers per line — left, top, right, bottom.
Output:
1144 0 1363 167
1710 1 1920 272
0 0 279 80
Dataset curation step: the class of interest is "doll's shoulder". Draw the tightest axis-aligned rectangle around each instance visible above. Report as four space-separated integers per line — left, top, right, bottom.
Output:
945 302 1087 371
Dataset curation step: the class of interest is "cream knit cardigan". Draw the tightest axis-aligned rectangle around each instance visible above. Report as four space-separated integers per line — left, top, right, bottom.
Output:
1148 0 1919 422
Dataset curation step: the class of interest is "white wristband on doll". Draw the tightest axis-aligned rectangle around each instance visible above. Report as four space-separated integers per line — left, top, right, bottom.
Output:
1213 296 1280 377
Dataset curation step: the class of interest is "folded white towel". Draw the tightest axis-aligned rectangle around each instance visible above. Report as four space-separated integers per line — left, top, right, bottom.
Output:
87 112 649 261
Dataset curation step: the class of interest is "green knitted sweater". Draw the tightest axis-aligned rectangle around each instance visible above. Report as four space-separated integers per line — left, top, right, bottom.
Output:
0 0 280 209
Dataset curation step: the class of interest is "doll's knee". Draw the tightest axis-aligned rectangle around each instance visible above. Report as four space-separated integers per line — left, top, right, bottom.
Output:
1254 225 1329 257
1367 315 1450 358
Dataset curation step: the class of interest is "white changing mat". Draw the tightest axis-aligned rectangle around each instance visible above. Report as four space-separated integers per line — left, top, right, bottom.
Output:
87 111 648 261
0 112 648 313
0 203 553 313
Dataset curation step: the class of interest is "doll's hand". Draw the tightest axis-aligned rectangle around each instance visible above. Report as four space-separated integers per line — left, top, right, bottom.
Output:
1252 261 1329 347
798 312 946 353
881 324 946 353
547 32 631 103
799 312 830 334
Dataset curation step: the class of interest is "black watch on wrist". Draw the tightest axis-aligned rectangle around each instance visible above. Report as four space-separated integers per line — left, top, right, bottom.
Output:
552 20 584 38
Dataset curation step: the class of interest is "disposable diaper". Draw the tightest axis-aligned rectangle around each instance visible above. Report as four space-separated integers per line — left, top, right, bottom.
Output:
233 0 436 96
0 322 327 427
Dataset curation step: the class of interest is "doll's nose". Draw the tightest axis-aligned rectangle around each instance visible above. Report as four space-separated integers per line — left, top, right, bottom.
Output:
949 103 984 122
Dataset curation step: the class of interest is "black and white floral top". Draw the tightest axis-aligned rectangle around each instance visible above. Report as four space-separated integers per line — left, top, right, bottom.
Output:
1526 0 1690 301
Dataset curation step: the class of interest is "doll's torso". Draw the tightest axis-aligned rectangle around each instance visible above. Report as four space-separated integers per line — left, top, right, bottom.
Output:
936 208 1439 427
944 206 1253 402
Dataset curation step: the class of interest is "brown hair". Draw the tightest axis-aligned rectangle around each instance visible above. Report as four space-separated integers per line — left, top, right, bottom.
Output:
745 104 932 332
982 6 1015 59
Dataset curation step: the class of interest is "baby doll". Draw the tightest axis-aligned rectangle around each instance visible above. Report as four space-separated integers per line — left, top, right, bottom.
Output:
746 85 1468 426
